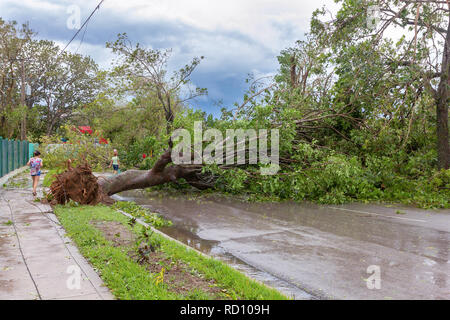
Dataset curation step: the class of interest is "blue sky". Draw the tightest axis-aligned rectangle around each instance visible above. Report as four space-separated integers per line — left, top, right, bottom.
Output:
0 0 338 117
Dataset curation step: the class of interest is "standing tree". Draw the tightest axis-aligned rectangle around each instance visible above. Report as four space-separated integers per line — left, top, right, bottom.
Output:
0 19 101 138
0 19 33 138
106 33 207 133
37 48 101 135
314 0 449 168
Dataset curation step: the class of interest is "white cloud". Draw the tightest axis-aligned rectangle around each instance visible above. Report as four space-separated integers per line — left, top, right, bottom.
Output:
1 0 340 68
103 0 339 49
53 40 114 69
1 0 62 12
1 0 338 49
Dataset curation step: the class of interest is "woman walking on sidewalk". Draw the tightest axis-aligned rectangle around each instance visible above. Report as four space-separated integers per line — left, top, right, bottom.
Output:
27 151 43 197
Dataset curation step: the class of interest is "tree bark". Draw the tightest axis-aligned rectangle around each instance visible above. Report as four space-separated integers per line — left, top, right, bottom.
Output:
20 59 26 141
436 13 450 170
290 54 297 88
98 150 209 196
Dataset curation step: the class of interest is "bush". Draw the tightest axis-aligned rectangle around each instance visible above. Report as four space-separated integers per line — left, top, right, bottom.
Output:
207 150 449 209
42 168 64 187
40 125 113 171
122 136 166 169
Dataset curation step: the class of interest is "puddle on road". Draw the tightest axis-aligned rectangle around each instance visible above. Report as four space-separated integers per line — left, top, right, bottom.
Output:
114 192 315 300
114 190 450 300
158 225 314 299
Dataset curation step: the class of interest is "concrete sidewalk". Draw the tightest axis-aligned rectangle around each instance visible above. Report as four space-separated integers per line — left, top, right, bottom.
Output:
0 187 114 300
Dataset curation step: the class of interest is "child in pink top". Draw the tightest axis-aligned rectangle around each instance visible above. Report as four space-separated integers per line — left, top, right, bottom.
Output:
27 151 43 197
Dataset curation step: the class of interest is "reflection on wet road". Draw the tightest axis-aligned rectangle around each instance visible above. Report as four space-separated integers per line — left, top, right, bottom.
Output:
115 191 450 300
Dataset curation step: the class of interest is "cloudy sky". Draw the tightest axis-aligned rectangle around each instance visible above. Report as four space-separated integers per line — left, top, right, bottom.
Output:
0 0 339 116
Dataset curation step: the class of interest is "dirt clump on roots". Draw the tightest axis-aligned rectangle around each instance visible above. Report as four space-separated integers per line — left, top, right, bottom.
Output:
49 162 112 205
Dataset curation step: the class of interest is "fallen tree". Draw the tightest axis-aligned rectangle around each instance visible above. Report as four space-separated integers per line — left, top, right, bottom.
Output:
98 150 211 196
49 149 212 205
48 96 368 205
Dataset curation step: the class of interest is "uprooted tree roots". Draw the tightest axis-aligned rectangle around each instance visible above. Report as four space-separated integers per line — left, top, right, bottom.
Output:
49 162 113 205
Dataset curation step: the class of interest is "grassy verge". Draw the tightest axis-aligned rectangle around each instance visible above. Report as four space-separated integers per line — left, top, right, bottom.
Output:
112 201 173 228
54 204 287 300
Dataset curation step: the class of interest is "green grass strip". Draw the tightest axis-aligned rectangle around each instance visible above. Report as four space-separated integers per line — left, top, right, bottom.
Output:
54 204 287 300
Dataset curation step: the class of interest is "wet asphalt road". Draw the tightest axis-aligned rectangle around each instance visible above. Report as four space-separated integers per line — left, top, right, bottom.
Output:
116 191 450 300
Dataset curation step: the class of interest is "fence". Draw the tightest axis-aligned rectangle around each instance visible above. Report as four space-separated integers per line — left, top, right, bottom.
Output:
0 137 39 178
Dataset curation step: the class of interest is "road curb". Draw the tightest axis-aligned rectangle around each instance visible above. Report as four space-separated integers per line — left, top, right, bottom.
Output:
115 209 209 258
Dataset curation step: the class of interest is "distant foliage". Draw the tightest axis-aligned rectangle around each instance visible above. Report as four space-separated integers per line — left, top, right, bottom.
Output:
122 135 167 170
40 125 113 171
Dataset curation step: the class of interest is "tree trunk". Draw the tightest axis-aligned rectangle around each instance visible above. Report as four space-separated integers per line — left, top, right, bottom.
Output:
290 54 297 88
437 95 449 169
436 14 450 170
20 60 27 141
98 150 210 196
46 115 56 136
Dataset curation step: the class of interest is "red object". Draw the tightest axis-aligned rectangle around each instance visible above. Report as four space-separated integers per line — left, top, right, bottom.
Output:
73 126 108 144
78 126 93 135
143 154 147 159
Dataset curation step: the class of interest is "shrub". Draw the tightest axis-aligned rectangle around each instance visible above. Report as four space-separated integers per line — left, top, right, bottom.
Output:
42 168 64 187
40 125 113 171
122 136 166 169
